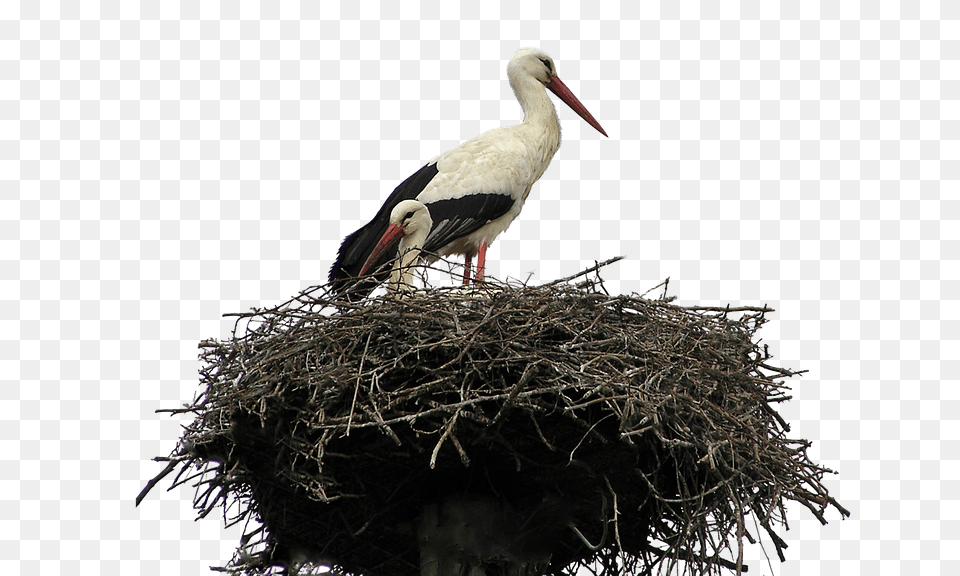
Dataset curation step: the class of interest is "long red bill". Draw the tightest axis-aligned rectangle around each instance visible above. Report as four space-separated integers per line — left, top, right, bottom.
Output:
546 75 608 137
359 224 405 277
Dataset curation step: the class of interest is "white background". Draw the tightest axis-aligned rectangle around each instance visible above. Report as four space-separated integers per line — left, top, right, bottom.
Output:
7 1 956 575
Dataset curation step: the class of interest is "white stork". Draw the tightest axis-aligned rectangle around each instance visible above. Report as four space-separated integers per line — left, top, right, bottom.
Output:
329 47 607 298
358 199 432 294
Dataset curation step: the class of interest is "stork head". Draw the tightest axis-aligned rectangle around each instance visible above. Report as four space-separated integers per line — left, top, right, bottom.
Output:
508 48 559 85
507 48 608 137
359 200 433 277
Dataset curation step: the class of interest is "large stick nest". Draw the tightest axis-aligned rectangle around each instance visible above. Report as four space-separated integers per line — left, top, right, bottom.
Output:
140 258 848 576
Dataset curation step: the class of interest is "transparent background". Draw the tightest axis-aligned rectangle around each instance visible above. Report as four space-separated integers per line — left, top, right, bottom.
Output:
5 1 956 575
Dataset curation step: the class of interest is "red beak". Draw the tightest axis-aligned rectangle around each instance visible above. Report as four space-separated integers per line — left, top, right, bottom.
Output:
546 76 608 137
359 223 405 277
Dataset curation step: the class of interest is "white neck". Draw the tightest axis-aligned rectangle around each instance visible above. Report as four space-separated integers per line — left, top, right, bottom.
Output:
389 228 429 293
510 75 562 168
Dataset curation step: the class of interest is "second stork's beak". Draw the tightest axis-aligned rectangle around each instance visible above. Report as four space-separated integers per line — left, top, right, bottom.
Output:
359 223 405 277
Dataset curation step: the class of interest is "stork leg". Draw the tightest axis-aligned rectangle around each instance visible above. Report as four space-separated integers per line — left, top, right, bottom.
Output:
462 256 472 285
475 240 488 283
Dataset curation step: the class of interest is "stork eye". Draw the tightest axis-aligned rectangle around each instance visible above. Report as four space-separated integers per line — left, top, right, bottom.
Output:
539 58 553 73
403 211 415 221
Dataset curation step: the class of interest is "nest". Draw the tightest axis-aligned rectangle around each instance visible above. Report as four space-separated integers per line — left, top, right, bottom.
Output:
139 258 848 576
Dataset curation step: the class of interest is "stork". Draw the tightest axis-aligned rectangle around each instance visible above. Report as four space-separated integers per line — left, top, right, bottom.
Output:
359 199 432 294
329 47 607 299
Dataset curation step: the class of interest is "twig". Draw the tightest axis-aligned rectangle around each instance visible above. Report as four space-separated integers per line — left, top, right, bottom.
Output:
135 460 178 507
346 331 373 436
430 410 458 469
543 255 625 287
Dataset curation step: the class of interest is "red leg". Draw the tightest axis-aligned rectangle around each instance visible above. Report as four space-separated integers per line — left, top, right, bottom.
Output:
462 256 472 285
475 240 487 283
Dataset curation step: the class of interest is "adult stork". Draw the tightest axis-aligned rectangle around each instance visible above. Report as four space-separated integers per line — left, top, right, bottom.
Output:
329 47 607 298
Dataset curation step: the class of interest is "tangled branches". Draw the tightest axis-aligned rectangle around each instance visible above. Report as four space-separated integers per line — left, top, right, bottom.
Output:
139 258 848 576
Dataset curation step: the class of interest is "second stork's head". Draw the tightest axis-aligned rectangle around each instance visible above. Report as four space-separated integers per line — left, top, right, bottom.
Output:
359 199 433 291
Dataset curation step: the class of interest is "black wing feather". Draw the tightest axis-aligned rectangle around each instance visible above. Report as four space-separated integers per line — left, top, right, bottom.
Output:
422 193 516 254
328 162 439 297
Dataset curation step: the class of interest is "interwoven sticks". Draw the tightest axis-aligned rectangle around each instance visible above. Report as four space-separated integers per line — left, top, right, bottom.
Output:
140 259 848 576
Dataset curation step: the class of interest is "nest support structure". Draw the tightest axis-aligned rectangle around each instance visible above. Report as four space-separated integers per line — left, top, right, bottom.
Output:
140 258 849 576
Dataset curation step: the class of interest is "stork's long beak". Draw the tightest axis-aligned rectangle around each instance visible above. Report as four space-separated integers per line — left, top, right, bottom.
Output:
546 76 608 137
359 223 405 277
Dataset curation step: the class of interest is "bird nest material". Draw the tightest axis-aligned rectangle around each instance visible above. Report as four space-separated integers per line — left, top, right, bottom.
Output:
139 257 848 576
